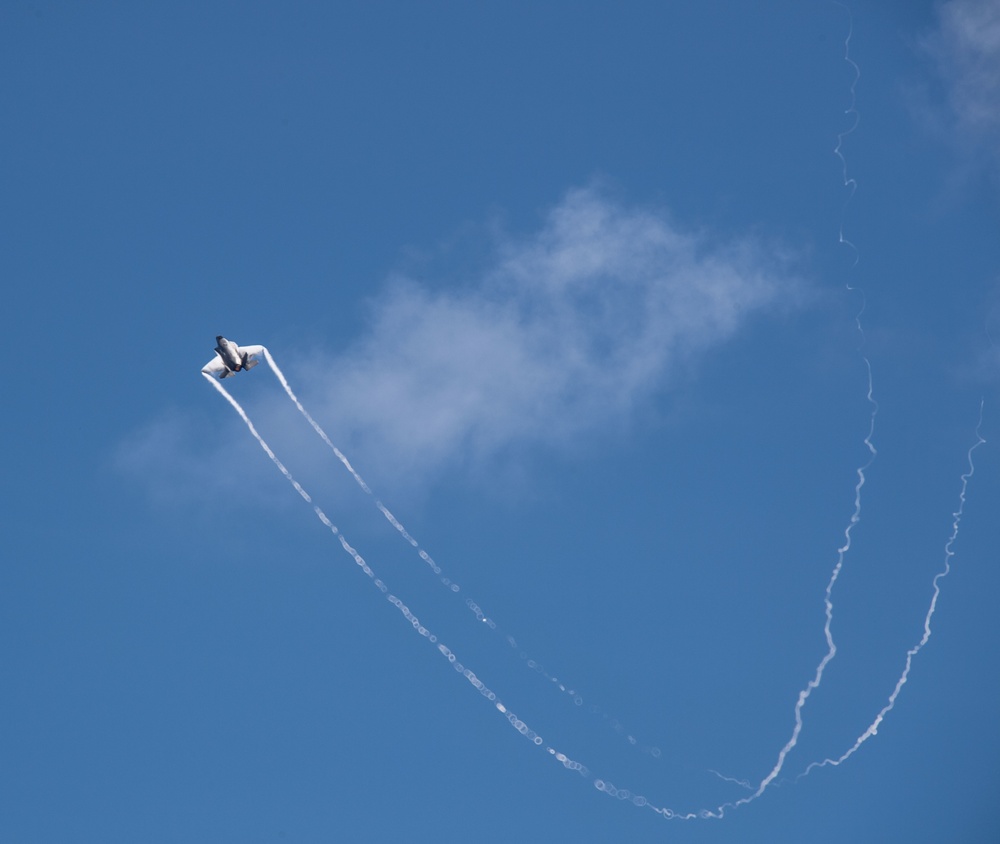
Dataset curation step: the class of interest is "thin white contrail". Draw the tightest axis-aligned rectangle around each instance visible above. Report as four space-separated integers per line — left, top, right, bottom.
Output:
708 770 753 791
202 373 315 507
261 347 466 591
798 402 986 779
833 1 860 268
708 9 874 801
258 346 658 754
705 351 878 813
261 347 372 494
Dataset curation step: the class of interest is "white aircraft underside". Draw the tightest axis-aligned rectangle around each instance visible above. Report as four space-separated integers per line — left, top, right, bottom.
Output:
202 335 265 379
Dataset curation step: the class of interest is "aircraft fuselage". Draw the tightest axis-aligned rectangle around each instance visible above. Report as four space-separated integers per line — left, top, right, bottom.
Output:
215 335 245 372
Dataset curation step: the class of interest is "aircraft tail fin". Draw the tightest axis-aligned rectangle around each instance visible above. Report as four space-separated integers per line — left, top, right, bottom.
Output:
243 354 260 371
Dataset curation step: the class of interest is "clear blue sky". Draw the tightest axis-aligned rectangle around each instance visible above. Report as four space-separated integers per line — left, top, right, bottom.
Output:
3 1 999 841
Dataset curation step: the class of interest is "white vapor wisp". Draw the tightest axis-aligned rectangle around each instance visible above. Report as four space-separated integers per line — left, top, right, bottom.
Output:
305 187 802 482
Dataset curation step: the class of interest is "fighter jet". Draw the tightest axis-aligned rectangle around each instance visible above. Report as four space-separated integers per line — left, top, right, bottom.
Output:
202 335 265 379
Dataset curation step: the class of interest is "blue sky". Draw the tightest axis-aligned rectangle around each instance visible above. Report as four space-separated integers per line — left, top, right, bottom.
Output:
3 1 999 841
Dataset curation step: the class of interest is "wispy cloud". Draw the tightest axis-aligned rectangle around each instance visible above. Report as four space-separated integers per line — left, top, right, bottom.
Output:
302 187 803 484
924 0 1000 145
120 187 804 502
114 409 290 509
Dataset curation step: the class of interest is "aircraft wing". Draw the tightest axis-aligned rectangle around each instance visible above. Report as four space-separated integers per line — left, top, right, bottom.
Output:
201 355 235 379
240 344 265 370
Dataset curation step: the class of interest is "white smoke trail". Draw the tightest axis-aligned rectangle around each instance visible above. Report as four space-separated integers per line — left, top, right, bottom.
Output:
201 373 315 506
261 347 372 494
261 347 470 590
703 350 879 813
258 346 659 754
707 9 875 802
202 368 731 817
798 402 986 779
834 1 861 267
708 770 753 790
